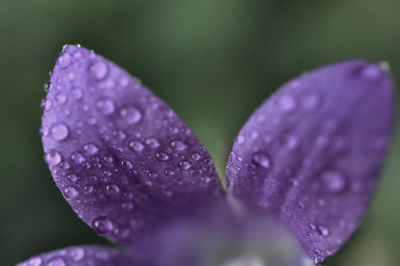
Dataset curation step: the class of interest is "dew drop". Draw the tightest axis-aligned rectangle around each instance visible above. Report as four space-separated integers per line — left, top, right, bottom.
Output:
64 186 78 198
156 152 170 161
145 138 160 148
84 185 94 193
120 77 130 87
28 257 42 266
106 183 120 195
93 217 113 234
252 152 271 169
164 169 176 176
71 152 86 164
120 107 142 124
129 140 144 151
192 153 201 161
237 135 245 144
317 225 330 237
103 156 114 163
45 151 62 166
58 53 71 68
321 170 346 193
41 99 52 111
89 61 108 80
83 143 99 155
72 88 83 100
283 134 300 150
67 174 79 182
70 247 85 261
122 160 134 169
278 94 297 113
51 123 69 141
179 160 191 170
302 91 322 111
40 126 49 137
55 93 68 104
170 140 187 151
96 98 115 115
361 64 384 81
47 257 66 266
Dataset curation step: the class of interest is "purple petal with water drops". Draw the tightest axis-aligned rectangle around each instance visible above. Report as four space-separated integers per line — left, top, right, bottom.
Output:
41 45 222 245
138 205 312 266
226 60 396 262
17 245 133 266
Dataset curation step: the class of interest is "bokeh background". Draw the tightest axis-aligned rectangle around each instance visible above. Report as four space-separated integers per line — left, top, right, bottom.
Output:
0 0 399 265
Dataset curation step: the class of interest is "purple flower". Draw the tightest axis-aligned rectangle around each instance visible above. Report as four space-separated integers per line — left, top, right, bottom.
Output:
19 45 395 266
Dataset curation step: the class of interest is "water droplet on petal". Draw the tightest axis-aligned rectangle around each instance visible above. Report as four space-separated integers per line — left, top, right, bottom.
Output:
179 160 191 170
72 88 83 100
145 138 160 148
170 140 187 151
64 186 78 198
237 135 245 144
317 224 330 236
192 153 201 160
45 151 62 166
41 99 52 111
40 126 49 137
70 247 85 261
156 152 170 161
89 61 108 80
58 53 71 68
93 217 113 234
51 123 69 141
278 94 297 113
84 185 94 193
83 143 99 155
120 77 130 87
321 170 346 193
67 174 78 182
106 183 120 195
129 140 144 151
47 257 66 266
302 91 322 112
283 134 300 150
71 152 86 164
28 257 42 266
96 98 115 115
55 93 68 104
164 169 176 176
361 64 384 81
120 107 142 124
253 152 271 169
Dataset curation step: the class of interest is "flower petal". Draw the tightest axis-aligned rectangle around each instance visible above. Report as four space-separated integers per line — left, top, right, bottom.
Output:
226 60 395 262
41 45 222 245
138 205 312 266
17 245 133 266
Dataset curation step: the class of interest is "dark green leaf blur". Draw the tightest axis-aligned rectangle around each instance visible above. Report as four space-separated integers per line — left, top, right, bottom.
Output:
0 0 399 265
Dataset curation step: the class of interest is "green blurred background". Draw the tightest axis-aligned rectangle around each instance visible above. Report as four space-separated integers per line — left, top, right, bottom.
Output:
0 0 399 265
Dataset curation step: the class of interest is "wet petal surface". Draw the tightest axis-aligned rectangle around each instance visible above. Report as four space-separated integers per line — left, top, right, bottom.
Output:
226 61 395 262
139 206 313 266
17 245 133 266
41 45 222 245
